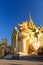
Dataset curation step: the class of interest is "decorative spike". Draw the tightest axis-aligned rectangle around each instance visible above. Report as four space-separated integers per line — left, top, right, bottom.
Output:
29 13 31 20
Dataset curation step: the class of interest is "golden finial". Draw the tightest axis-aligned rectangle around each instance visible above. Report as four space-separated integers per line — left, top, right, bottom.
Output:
29 13 32 20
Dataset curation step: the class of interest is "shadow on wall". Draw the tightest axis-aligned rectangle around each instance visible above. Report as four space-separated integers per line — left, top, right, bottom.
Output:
19 55 43 62
1 55 43 62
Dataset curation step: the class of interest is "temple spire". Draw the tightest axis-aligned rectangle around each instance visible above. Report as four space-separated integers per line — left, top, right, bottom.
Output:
29 13 32 20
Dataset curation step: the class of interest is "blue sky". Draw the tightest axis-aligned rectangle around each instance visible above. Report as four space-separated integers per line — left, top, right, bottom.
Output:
0 0 43 45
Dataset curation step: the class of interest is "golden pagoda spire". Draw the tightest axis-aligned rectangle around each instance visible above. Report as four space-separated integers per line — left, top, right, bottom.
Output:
29 13 33 23
27 13 36 29
29 13 31 20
